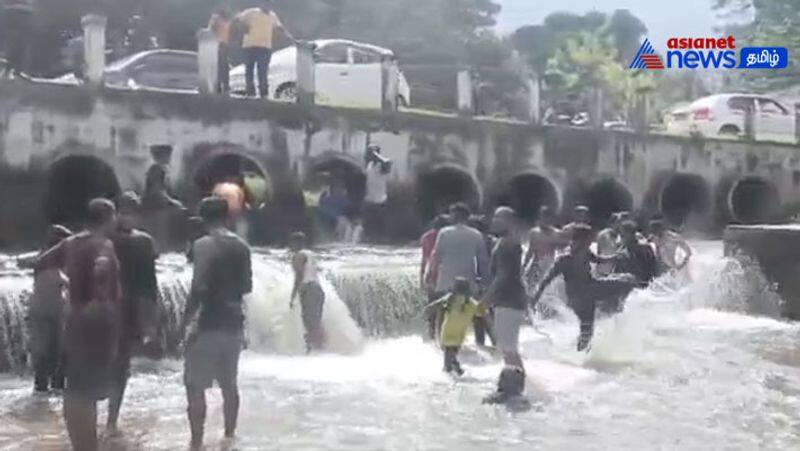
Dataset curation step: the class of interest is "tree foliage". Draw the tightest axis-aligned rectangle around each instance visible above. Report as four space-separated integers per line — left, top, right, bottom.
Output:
714 0 800 91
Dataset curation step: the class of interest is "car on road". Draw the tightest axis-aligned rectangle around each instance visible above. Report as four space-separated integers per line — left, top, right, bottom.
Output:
229 39 411 109
665 93 796 142
56 49 199 92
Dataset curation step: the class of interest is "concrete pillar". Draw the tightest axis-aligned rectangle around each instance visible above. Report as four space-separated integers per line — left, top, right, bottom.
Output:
457 70 473 116
794 103 800 144
81 15 107 86
724 225 800 318
635 90 650 133
527 77 541 124
296 41 316 107
196 28 218 95
381 55 399 112
744 104 755 139
592 86 604 129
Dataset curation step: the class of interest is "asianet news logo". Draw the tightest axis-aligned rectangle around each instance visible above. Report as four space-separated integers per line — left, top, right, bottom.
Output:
629 37 788 70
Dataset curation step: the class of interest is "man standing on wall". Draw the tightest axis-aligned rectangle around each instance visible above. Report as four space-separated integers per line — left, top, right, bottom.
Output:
108 192 159 435
362 144 392 243
209 6 232 94
30 199 121 451
180 197 252 449
2 0 35 78
235 0 295 98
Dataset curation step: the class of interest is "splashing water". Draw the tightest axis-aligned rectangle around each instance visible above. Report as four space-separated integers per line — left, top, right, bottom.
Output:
0 241 799 450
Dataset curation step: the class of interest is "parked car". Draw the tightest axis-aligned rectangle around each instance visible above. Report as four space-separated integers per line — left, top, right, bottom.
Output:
665 94 796 142
55 49 199 92
230 39 411 109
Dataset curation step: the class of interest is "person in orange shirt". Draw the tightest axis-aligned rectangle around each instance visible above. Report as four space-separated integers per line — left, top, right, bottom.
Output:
209 7 231 94
234 0 295 98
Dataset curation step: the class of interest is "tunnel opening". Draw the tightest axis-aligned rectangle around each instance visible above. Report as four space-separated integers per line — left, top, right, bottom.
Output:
728 177 780 224
193 153 271 207
584 178 634 229
45 156 121 228
311 156 367 207
417 166 481 221
660 174 711 229
500 173 559 223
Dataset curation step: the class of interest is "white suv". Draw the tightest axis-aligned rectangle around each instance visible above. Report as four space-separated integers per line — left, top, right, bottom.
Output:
230 39 411 109
665 94 796 142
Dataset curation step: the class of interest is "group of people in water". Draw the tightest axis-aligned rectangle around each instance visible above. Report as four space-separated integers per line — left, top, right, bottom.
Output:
420 202 691 401
14 168 693 448
17 192 281 450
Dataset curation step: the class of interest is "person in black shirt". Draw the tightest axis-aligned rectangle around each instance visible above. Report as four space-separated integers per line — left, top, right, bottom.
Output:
615 220 659 286
484 207 527 369
531 224 635 352
108 192 158 435
180 197 252 450
142 145 183 210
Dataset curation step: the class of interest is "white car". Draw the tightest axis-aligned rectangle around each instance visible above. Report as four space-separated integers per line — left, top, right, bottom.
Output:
230 39 411 109
666 94 796 142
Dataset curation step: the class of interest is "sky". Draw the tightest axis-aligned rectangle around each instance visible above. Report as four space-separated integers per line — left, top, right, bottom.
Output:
495 0 719 48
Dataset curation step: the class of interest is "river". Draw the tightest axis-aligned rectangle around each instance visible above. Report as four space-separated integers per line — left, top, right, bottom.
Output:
1 242 799 450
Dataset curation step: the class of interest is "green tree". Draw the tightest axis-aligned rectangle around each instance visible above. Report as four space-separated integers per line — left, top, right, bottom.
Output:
714 0 800 91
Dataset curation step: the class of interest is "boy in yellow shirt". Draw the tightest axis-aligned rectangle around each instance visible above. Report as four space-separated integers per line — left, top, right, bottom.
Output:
425 277 486 376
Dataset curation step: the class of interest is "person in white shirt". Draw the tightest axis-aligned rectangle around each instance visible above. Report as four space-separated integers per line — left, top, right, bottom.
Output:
361 144 391 243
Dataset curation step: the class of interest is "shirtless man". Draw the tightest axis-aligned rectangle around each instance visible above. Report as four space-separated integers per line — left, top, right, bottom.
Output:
290 231 325 352
522 206 562 289
595 212 622 277
109 192 159 435
531 224 635 351
561 205 592 242
649 219 692 275
30 199 121 451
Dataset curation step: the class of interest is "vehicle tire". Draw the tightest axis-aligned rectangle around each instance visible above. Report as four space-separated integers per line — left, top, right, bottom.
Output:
275 82 297 102
719 124 741 136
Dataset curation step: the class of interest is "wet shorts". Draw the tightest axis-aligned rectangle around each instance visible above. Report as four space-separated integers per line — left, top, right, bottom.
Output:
493 307 524 354
183 330 243 390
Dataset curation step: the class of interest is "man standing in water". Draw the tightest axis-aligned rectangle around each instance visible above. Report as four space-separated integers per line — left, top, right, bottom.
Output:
595 212 623 277
431 203 490 305
21 225 72 393
108 192 159 435
181 197 252 449
290 231 325 352
420 214 449 340
31 199 121 451
649 218 692 276
484 207 527 370
523 206 562 290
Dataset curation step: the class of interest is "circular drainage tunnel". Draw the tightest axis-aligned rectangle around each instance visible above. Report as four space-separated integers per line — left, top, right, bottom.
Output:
660 174 711 229
584 178 634 228
417 166 481 221
500 173 559 222
312 157 367 206
45 155 121 227
727 177 780 224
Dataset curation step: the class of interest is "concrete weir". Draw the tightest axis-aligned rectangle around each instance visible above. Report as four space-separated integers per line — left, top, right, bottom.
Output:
724 225 800 319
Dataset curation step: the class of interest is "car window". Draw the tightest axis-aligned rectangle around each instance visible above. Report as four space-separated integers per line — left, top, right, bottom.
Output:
315 44 348 64
727 96 755 113
350 47 381 64
758 98 788 115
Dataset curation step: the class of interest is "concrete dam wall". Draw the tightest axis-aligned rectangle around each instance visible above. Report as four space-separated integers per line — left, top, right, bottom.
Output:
1 79 800 248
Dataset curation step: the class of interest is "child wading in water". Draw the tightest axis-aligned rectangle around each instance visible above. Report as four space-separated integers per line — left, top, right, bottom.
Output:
426 277 485 375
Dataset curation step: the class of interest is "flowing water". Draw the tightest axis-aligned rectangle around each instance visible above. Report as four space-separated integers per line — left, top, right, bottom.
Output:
1 242 800 450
